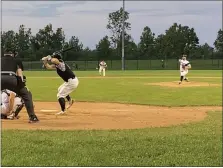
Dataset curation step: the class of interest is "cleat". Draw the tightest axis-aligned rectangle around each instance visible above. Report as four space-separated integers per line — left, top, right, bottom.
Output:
66 99 74 110
7 113 15 120
56 111 66 115
29 115 39 123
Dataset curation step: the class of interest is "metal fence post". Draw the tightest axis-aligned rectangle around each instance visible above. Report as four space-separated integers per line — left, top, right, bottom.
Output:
111 60 112 70
137 59 139 70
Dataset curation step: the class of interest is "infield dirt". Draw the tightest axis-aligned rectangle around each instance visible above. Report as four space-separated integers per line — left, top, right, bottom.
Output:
145 81 221 87
1 102 221 130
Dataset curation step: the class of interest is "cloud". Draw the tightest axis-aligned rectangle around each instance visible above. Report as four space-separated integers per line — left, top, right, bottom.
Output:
2 1 222 49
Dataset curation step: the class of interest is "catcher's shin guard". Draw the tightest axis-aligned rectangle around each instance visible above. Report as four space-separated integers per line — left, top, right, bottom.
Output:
14 104 24 117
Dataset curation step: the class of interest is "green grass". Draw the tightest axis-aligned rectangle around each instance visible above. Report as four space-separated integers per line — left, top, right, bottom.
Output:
1 70 222 166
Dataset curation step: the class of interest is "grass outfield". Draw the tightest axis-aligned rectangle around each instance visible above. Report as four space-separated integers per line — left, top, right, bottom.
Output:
1 70 222 166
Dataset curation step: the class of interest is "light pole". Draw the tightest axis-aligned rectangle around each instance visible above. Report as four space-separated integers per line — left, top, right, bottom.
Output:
121 0 125 70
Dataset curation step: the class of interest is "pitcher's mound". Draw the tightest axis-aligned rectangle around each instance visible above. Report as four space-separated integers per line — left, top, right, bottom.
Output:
1 102 221 130
145 81 221 87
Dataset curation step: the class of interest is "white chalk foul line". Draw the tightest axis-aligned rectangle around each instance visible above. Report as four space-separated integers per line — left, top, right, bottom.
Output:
40 109 58 112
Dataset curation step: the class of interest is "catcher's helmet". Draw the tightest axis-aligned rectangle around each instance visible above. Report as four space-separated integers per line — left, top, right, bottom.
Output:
52 52 62 60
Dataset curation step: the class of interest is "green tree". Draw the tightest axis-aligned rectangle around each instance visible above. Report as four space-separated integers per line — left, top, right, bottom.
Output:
192 43 213 59
1 30 17 53
163 23 199 58
51 27 66 51
67 36 83 51
96 35 112 60
64 36 83 61
15 25 32 51
106 7 131 49
138 26 156 59
35 24 54 49
154 34 166 59
15 25 34 60
214 29 223 53
124 40 138 60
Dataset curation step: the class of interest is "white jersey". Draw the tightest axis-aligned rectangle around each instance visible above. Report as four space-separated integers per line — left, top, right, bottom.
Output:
99 61 107 68
1 90 23 115
179 59 190 72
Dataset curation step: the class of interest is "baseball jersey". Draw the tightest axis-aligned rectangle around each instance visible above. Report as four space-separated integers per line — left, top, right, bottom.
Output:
1 90 15 114
99 61 107 68
1 90 23 115
179 59 190 71
55 60 76 82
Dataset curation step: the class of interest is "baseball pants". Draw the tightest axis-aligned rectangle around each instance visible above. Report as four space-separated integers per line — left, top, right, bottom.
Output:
180 70 188 77
99 67 105 76
57 77 79 98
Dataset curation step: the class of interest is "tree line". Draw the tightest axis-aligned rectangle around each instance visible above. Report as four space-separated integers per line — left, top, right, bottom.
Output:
1 7 222 61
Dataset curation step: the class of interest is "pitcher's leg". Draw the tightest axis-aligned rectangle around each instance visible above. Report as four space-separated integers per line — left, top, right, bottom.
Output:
99 67 102 75
103 68 105 76
179 71 185 84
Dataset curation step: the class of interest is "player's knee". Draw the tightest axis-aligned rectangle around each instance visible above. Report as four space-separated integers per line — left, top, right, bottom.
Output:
57 93 66 99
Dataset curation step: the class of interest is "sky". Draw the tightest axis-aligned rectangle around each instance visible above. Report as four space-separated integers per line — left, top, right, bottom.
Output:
1 1 222 49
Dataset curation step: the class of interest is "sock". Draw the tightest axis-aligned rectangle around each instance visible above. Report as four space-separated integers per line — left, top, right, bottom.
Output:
58 98 66 112
66 95 71 102
180 76 184 82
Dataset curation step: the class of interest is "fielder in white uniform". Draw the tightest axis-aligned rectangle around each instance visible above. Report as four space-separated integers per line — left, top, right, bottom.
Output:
179 55 192 84
99 60 107 76
1 89 24 119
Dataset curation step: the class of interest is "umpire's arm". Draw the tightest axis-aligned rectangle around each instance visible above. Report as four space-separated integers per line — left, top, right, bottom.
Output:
16 59 24 82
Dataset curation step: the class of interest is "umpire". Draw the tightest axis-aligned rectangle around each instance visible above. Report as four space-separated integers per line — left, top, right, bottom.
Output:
1 49 39 123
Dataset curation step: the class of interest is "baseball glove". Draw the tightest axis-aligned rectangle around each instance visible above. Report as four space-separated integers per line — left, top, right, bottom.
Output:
182 64 186 69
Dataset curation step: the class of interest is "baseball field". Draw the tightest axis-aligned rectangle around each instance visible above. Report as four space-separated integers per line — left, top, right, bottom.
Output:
1 70 222 166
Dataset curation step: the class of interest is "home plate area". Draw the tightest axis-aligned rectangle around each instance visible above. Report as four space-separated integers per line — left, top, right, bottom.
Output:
1 102 221 130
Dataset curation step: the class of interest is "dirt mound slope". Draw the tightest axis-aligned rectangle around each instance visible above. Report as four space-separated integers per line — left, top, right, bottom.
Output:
145 81 221 87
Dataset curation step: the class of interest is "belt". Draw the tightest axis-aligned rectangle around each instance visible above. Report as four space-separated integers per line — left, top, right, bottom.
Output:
69 76 75 79
1 71 16 76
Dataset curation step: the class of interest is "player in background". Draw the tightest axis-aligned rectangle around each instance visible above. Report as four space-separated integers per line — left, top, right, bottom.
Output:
179 55 191 84
99 60 107 77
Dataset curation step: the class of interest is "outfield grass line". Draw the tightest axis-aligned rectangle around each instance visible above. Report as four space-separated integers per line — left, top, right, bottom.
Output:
27 76 222 79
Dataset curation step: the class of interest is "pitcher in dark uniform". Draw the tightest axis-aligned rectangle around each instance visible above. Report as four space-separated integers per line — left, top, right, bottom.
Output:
41 52 79 115
1 49 39 123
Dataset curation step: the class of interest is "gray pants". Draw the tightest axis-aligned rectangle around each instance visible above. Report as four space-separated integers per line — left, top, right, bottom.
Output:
1 75 35 117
